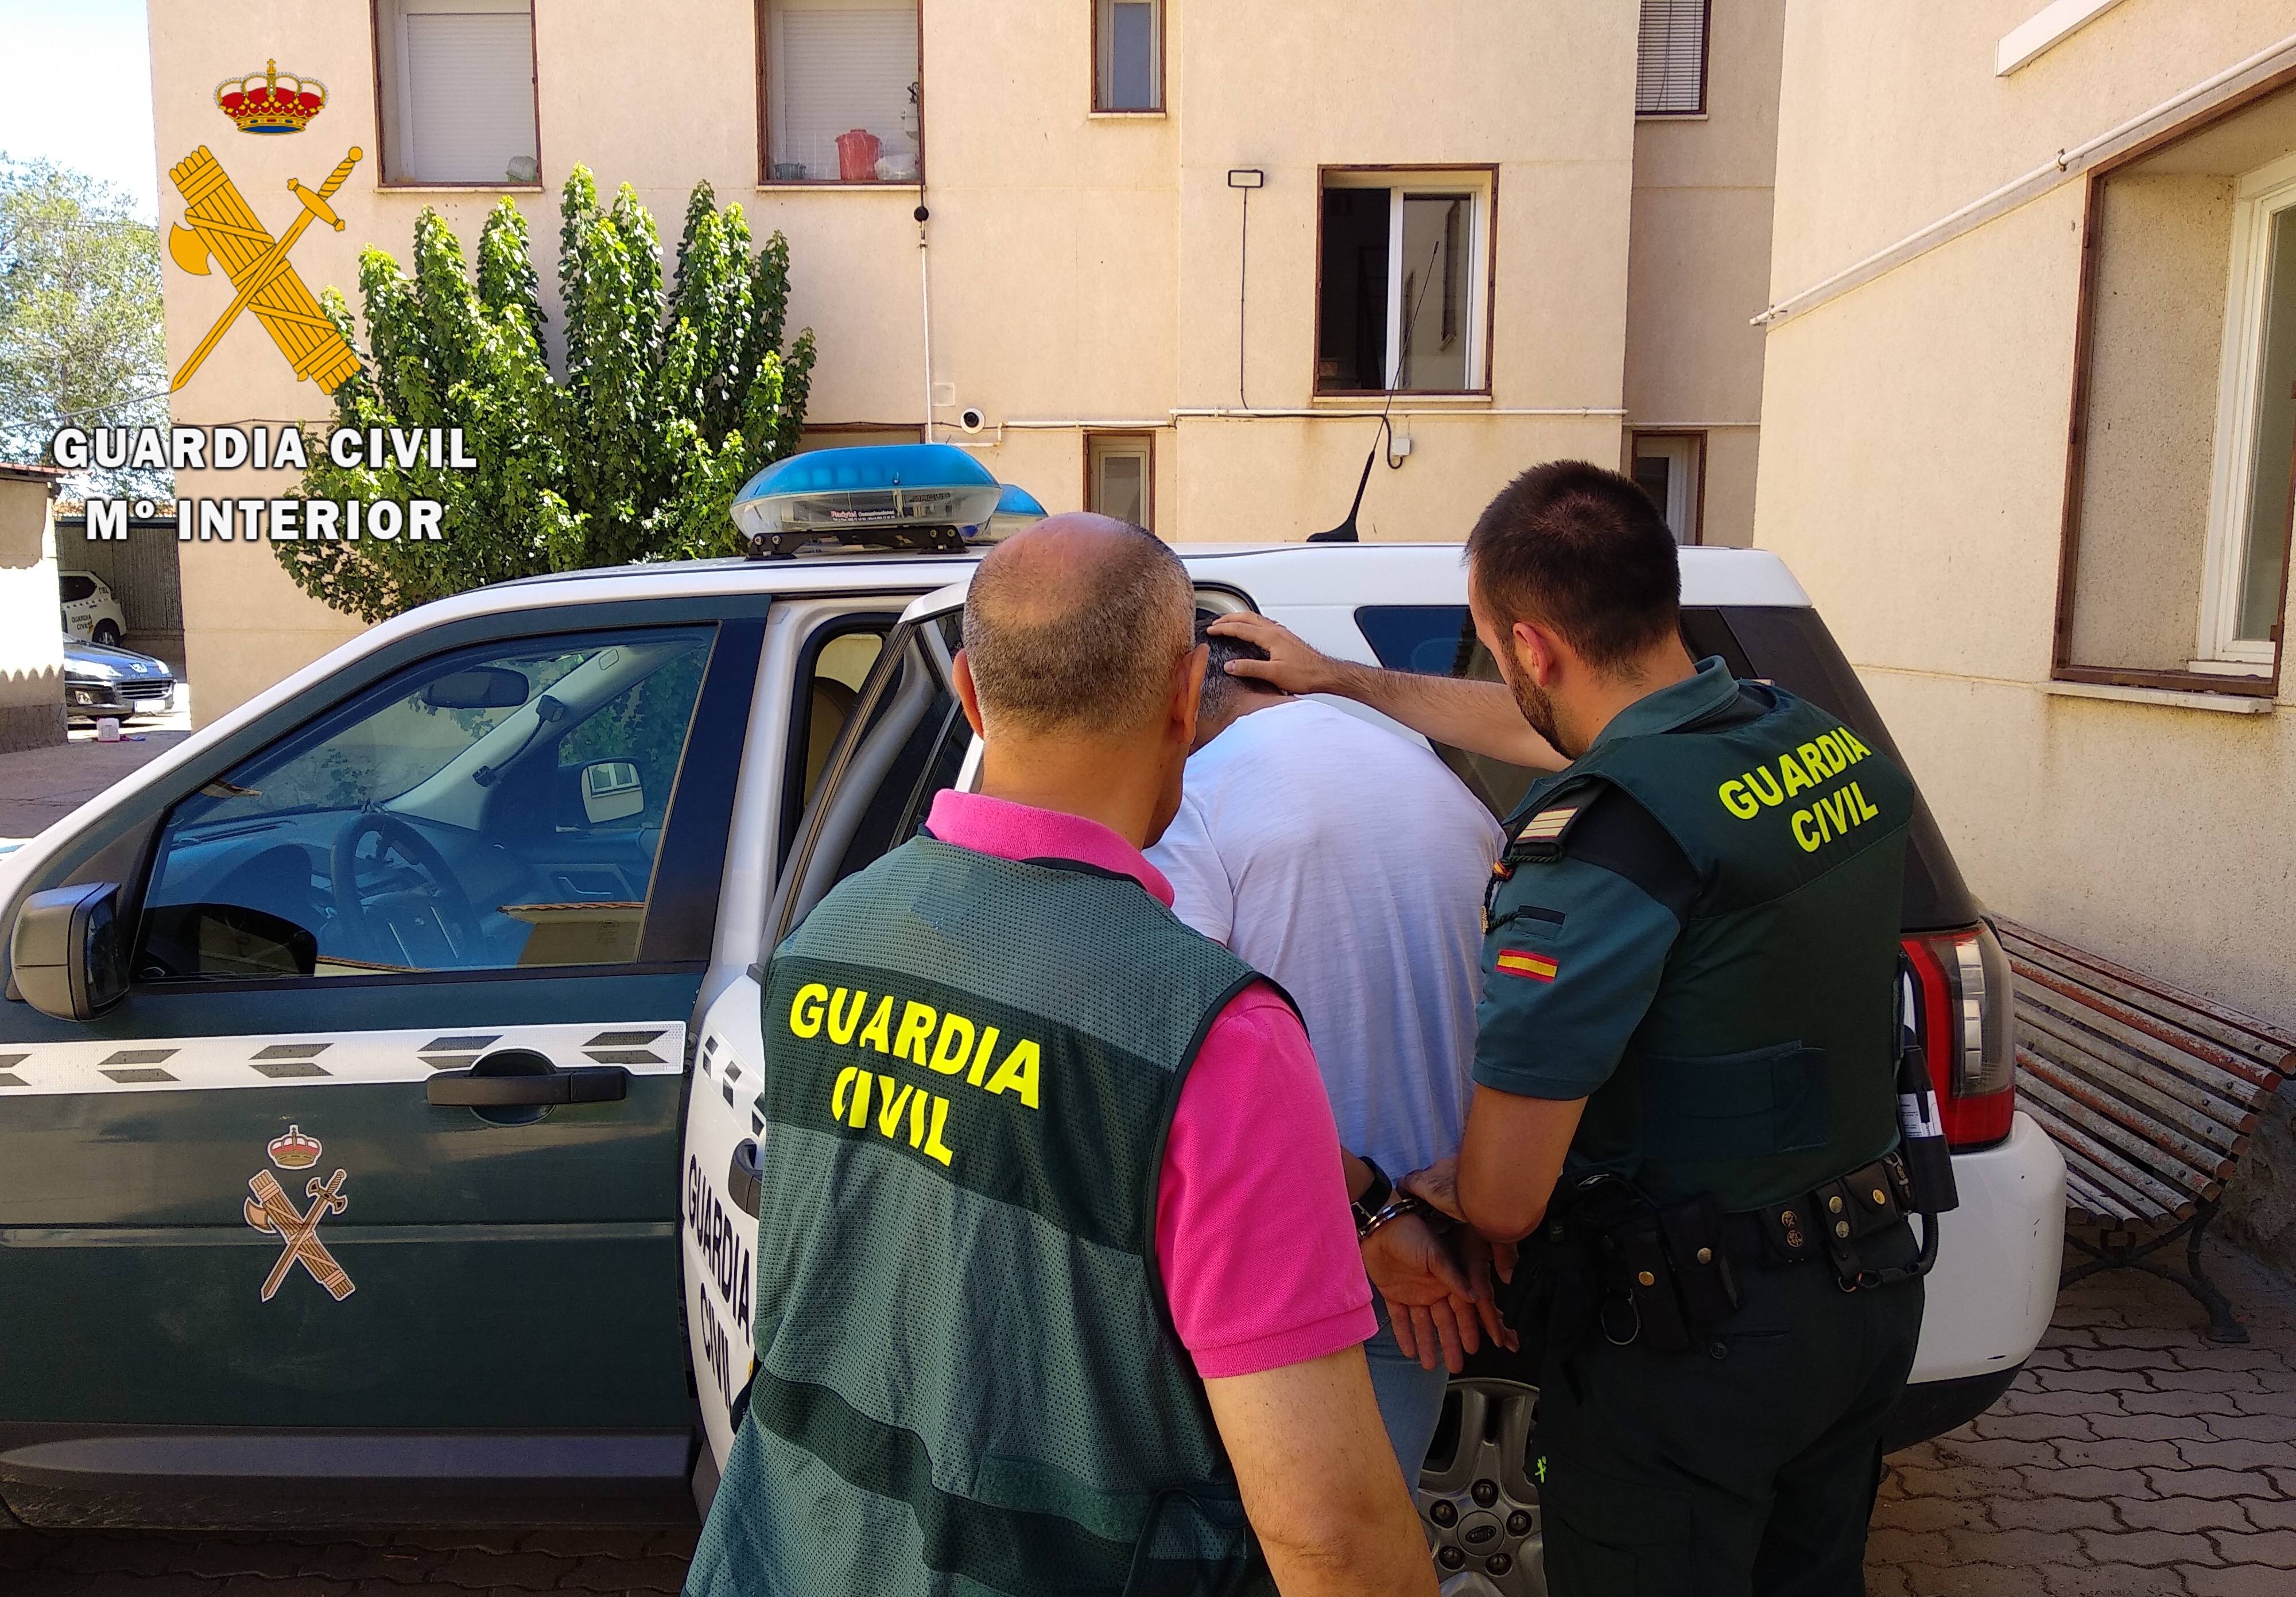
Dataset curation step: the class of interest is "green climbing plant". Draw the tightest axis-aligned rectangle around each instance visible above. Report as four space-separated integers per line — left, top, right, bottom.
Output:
281 168 815 621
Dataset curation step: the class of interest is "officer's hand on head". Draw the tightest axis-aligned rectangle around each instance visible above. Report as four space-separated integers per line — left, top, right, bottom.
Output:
1362 1211 1480 1374
1204 613 1338 697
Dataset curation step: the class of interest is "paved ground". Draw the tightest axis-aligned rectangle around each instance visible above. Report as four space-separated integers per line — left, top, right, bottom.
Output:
3 1238 2287 1595
1867 1237 2296 1596
0 716 190 845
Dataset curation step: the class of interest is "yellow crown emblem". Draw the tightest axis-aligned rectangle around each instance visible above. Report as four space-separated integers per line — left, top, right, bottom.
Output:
267 1125 322 1169
216 60 326 135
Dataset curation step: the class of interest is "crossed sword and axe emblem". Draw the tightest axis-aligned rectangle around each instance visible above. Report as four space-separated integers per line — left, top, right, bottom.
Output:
166 143 364 394
244 1165 356 1302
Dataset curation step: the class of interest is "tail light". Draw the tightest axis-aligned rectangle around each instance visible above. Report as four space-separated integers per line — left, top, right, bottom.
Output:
1901 923 2016 1149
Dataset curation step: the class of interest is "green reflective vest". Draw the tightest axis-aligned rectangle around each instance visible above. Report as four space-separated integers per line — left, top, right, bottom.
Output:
692 837 1274 1597
1498 681 1916 1210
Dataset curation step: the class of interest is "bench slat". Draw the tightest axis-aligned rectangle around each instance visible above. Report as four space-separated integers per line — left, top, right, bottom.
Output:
2019 1071 2212 1214
2001 922 2296 1076
2012 961 2279 1106
2017 1007 2255 1150
2017 981 2263 1125
2019 1050 2243 1180
2051 1132 2182 1224
2061 1165 2144 1225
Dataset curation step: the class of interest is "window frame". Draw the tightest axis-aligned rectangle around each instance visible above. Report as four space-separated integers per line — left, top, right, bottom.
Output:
1084 430 1156 530
1635 0 1711 120
1091 0 1164 115
753 0 926 188
370 0 544 191
2195 148 2296 670
1313 166 1498 399
1630 430 1707 545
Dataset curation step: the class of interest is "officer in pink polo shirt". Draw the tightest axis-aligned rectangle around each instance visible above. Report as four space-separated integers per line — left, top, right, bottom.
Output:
687 515 1434 1597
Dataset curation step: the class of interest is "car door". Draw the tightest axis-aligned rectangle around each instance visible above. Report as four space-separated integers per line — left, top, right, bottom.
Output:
685 589 969 1479
58 573 96 640
0 596 765 1521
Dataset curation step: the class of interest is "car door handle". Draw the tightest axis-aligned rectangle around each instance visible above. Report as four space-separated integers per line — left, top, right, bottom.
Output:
728 1139 762 1218
426 1065 629 1106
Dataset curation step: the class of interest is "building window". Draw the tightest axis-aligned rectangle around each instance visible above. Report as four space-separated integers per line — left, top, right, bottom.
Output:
1095 0 1162 112
2198 153 2296 667
1636 0 1709 116
374 0 540 186
1086 433 1153 530
1631 433 1704 544
1316 170 1493 395
759 0 921 184
2055 90 2296 697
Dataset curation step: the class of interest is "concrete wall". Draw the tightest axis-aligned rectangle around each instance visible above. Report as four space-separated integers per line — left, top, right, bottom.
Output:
1622 0 1785 546
149 0 1647 723
1758 1 2296 1275
0 473 64 755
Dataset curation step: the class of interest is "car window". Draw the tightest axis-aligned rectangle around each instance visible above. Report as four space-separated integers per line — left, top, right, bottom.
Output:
59 574 94 603
774 613 967 936
778 617 896 867
1354 605 1545 818
136 626 715 981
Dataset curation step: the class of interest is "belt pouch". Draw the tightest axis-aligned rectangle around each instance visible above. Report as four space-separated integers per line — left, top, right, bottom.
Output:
1658 1194 1741 1332
1612 1219 1692 1353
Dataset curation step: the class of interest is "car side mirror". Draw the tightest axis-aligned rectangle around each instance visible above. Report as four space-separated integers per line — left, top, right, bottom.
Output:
11 882 129 1019
580 760 644 825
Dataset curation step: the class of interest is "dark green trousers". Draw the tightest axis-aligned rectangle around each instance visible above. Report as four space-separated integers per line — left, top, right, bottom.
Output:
1534 1252 1923 1597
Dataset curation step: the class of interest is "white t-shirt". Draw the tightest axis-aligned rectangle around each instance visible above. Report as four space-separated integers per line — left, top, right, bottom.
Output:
1147 698 1504 1178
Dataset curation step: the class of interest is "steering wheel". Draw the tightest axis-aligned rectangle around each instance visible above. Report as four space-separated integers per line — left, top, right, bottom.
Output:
329 811 483 966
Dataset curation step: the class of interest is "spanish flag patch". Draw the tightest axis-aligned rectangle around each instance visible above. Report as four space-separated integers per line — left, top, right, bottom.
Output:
1495 948 1559 983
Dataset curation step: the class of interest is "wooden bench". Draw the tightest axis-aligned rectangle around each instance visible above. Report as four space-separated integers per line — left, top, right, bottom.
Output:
1999 919 2296 1343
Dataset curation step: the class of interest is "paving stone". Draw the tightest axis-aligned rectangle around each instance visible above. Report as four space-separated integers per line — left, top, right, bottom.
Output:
2 1571 96 1597
1898 1560 2064 1595
2037 1325 2099 1349
2091 1413 2217 1444
380 1530 525 1556
2170 1437 2292 1472
1944 1527 2085 1566
1886 1497 1998 1533
2228 1388 2296 1417
2147 1467 2281 1501
2074 1529 2225 1568
1929 1437 2065 1471
2239 1498 2296 1531
2034 1367 2146 1394
51 1537 206 1578
1867 1526 1953 1565
2205 1528 2296 1564
2050 1300 2134 1329
1892 1464 2010 1501
172 1541 318 1580
2029 1466 2161 1501
2067 1346 2177 1371
292 1542 446 1584
1988 1497 2117 1534
1999 1388 2129 1419
2197 1412 2296 1443
71 1576 227 1597
556 1555 692 1594
427 1551 577 1590
2118 1499 2258 1534
2148 1368 2265 1394
2166 1346 2291 1373
2041 1565 2188 1597
2052 1436 2189 1470
2094 1326 2213 1351
2124 1389 2245 1417
643 1527 700 1559
512 1528 664 1560
1973 1412 2097 1444
1864 1563 1916 1597
2182 1564 2296 1596
214 1579 352 1597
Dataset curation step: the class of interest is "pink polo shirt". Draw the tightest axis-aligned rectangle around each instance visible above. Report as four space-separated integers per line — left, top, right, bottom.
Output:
926 790 1375 1379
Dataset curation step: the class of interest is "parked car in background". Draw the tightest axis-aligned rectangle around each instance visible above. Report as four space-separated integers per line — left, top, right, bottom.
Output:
59 572 126 646
61 635 175 724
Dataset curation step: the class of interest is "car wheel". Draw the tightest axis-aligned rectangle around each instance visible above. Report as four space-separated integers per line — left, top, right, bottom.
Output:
1419 1377 1545 1596
92 621 120 646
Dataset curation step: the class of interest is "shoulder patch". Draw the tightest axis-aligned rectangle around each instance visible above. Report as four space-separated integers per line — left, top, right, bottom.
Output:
1504 790 1600 862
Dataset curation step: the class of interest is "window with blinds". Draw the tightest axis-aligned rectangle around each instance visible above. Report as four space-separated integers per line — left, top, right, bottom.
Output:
1636 0 1709 116
376 0 540 186
762 0 921 183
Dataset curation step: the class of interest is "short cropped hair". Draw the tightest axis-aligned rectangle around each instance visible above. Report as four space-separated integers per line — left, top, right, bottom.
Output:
1196 615 1273 720
963 523 1194 736
1464 460 1680 673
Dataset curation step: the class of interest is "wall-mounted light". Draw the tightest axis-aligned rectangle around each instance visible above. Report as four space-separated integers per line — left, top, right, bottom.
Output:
1226 169 1265 189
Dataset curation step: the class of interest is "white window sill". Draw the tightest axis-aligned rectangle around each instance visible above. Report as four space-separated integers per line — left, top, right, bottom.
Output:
1088 110 1166 119
1636 112 1709 123
1309 391 1493 407
379 184 545 194
2185 656 2276 675
2041 680 2275 715
754 182 922 194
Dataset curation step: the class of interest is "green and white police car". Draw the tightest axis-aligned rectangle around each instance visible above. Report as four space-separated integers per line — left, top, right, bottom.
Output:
0 448 2062 1580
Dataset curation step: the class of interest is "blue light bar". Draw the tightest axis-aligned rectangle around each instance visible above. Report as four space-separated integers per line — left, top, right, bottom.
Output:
732 444 1004 554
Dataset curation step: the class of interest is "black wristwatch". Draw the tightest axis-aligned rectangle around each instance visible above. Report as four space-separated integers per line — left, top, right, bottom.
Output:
1351 1156 1394 1239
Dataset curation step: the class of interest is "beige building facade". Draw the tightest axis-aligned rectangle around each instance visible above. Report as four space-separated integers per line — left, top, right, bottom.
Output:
1755 1 2296 1268
145 0 1777 722
0 465 65 754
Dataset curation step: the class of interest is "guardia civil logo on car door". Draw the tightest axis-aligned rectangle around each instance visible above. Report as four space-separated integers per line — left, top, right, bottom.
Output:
242 1125 354 1303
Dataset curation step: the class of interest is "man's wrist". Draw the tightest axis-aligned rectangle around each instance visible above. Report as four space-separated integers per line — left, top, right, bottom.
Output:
1349 1156 1394 1237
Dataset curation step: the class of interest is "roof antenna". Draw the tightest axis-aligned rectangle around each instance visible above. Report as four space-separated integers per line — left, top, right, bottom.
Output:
1309 226 1444 543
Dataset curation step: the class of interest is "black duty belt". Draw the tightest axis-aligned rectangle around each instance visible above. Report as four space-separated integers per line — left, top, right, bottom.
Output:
1719 1151 1919 1288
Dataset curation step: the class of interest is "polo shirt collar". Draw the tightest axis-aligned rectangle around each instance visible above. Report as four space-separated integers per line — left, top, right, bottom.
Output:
924 789 1176 908
1585 656 1739 753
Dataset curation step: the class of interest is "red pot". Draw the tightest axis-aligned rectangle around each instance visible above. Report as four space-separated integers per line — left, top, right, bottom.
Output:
836 129 882 182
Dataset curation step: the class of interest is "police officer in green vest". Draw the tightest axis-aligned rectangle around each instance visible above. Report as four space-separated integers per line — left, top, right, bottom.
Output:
1213 463 1931 1596
685 515 1437 1597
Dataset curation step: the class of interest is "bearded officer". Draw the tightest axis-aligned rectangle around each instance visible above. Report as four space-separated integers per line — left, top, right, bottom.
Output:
684 515 1435 1597
1213 461 1927 1596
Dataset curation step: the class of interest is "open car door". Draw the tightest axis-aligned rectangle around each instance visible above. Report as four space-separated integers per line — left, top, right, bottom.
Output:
682 585 974 1501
